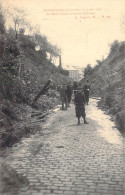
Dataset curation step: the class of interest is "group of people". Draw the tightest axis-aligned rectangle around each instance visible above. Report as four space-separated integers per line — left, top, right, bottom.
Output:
59 80 90 125
59 81 73 110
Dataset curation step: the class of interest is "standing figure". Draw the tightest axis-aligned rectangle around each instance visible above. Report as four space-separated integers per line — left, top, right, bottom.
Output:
74 87 89 125
73 81 78 96
60 84 68 110
84 80 90 105
66 82 73 107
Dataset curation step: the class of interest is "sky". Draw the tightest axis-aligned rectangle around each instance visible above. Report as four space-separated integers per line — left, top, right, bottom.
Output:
1 0 125 70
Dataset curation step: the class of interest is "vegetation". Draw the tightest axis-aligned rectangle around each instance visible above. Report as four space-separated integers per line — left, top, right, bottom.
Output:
81 40 125 133
0 4 70 148
83 64 93 77
0 4 68 103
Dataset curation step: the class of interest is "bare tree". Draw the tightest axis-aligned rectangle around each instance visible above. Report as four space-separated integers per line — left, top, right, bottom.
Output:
7 7 30 39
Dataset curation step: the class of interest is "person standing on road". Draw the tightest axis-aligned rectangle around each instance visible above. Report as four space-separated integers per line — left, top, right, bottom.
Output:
84 80 90 105
73 81 78 96
66 82 73 107
60 84 68 110
74 87 89 125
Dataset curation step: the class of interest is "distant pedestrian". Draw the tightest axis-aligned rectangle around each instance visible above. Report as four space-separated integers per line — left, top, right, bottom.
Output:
57 85 61 92
60 84 68 110
74 87 89 125
66 82 73 107
84 80 90 105
73 81 78 96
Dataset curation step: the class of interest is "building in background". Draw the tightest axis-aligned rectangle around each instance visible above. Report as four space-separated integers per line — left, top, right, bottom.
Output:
69 70 80 81
65 64 84 81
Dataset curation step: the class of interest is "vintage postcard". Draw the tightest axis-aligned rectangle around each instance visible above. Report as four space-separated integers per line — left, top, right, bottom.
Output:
0 0 125 194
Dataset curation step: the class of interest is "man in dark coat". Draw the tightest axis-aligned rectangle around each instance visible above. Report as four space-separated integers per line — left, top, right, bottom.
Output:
60 84 68 110
84 80 90 105
73 81 78 96
74 87 89 125
66 82 73 107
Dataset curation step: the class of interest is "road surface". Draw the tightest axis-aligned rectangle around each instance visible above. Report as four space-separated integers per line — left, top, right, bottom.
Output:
1 99 125 195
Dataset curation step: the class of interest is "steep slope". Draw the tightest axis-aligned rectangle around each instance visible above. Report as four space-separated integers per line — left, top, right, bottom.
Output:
81 41 125 133
0 35 70 148
19 37 70 103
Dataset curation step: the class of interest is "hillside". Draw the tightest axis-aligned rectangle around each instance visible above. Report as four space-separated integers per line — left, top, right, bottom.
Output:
80 41 125 133
0 30 70 149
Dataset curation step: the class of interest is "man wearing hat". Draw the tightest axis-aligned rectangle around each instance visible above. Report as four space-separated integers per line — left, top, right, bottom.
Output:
74 86 89 125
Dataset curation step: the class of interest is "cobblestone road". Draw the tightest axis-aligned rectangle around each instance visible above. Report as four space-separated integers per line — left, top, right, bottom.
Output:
1 99 125 195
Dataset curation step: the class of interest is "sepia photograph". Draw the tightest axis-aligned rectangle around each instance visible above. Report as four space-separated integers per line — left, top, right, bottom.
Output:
0 0 125 194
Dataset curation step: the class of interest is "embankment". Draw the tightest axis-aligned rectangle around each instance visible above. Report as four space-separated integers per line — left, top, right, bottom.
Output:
80 41 125 133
